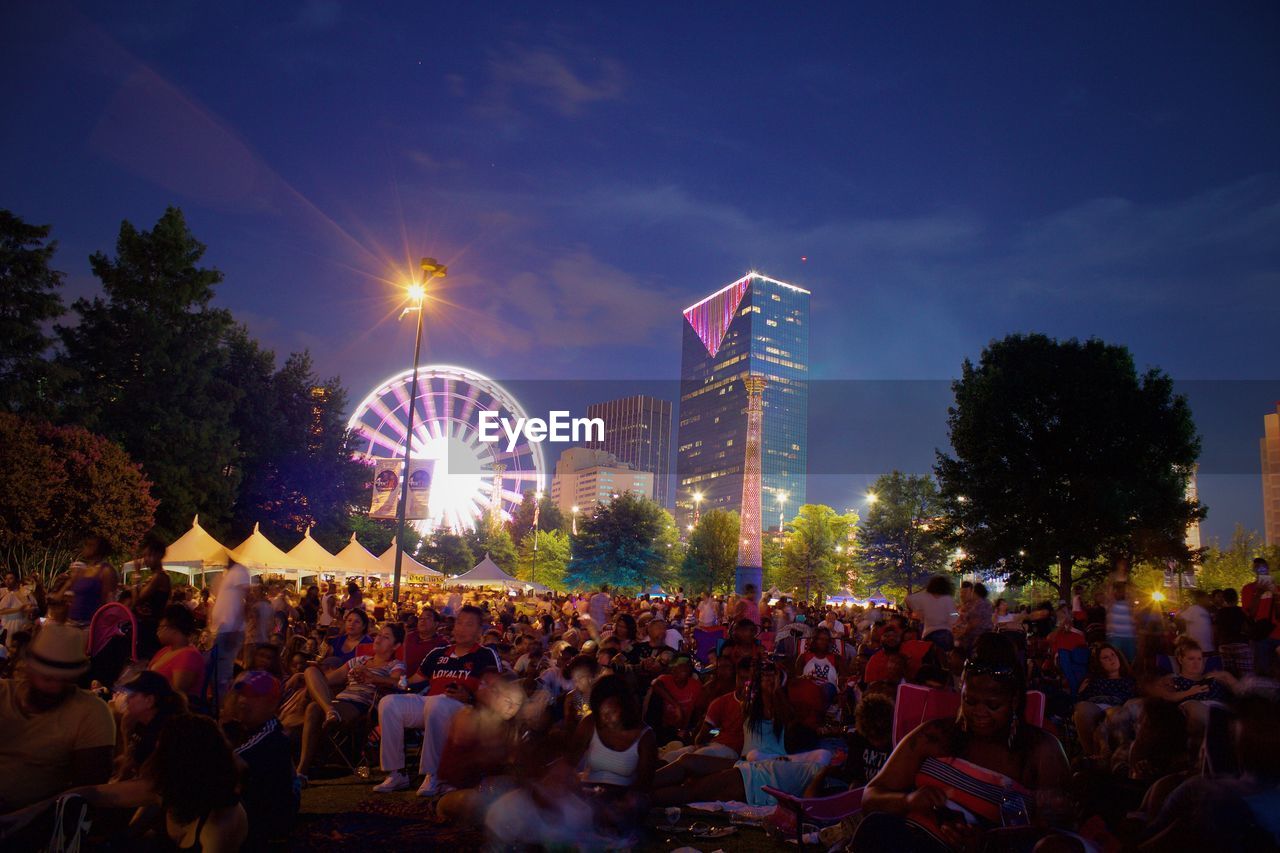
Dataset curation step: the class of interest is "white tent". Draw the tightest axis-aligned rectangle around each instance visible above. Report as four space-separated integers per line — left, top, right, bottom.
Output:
335 533 388 580
448 553 523 589
643 585 669 598
123 515 230 585
286 528 359 583
825 587 860 607
228 523 302 577
378 538 442 578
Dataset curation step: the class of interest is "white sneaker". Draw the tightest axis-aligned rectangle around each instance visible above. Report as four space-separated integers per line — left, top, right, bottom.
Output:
415 775 440 797
373 770 410 793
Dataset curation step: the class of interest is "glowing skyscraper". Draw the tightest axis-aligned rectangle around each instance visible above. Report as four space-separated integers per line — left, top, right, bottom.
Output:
677 272 809 537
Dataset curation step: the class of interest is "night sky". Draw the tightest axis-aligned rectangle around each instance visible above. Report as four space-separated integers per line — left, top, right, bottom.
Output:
3 2 1277 540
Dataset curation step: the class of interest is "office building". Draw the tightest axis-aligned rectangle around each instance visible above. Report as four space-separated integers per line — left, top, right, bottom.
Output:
676 272 809 529
1264 403 1280 546
550 447 654 519
586 395 673 507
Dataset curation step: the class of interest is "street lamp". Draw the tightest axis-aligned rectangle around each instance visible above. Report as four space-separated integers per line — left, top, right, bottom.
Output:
571 505 579 536
692 490 703 526
865 491 878 505
775 489 788 534
392 257 446 604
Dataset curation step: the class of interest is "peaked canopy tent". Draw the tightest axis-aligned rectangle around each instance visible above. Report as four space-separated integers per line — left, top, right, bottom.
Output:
228 523 304 579
284 528 365 586
335 533 389 582
825 588 860 607
448 553 525 590
122 515 231 586
377 539 442 579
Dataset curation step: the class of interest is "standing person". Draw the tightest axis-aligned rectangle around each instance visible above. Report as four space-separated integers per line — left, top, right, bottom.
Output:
317 581 338 630
373 605 501 795
1107 582 1138 667
65 534 117 627
953 581 992 653
906 575 956 653
736 583 762 626
1215 587 1253 677
132 534 171 660
210 561 251 709
340 580 363 615
298 585 320 630
589 584 612 630
1178 589 1215 654
1241 557 1279 677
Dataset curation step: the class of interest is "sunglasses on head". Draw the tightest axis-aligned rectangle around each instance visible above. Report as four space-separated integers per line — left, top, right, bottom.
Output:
963 660 1019 681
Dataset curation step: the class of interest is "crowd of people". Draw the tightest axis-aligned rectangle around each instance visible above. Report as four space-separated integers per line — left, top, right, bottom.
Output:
1 535 1278 851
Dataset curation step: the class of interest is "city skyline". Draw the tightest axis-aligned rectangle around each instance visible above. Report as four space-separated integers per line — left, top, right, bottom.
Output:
2 3 1277 543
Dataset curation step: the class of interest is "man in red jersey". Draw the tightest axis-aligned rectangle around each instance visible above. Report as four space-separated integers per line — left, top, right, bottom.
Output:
373 605 500 795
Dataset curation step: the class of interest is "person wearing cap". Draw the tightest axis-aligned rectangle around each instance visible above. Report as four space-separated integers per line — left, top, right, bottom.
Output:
221 671 297 851
114 670 187 782
0 623 115 810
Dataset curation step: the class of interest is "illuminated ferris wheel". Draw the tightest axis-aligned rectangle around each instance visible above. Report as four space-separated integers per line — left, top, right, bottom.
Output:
347 365 546 532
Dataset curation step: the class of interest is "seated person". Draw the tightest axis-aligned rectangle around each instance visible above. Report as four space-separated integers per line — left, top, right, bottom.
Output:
0 624 115 811
295 622 404 780
1152 637 1237 740
114 671 188 782
797 627 845 706
863 617 937 684
855 632 1071 852
645 655 702 744
562 653 601 735
434 673 529 824
830 693 895 789
1073 642 1138 758
318 609 374 668
568 674 656 829
147 604 206 702
220 671 297 851
1 714 246 851
1138 692 1280 852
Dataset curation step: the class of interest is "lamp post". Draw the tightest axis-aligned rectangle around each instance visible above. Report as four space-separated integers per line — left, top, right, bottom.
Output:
571 505 579 536
692 490 703 526
532 489 543 586
775 489 788 535
393 257 446 605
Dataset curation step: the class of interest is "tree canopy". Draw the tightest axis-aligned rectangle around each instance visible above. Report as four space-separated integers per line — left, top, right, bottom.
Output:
935 334 1203 600
566 492 672 590
0 211 66 416
516 528 572 589
857 471 951 595
680 508 739 594
777 504 858 602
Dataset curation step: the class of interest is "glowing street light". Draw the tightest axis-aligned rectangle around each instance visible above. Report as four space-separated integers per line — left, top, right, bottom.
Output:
1151 590 1166 603
865 491 878 505
775 489 788 533
692 490 704 525
571 505 580 536
392 257 446 604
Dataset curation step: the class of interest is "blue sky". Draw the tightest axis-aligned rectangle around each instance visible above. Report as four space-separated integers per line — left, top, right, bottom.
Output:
3 1 1277 539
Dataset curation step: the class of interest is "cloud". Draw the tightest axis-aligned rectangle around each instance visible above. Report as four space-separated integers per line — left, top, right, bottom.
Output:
476 45 625 118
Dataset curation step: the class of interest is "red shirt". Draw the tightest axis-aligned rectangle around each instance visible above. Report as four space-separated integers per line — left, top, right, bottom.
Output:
864 639 932 683
148 645 206 699
653 674 703 728
1242 582 1280 640
703 691 745 754
1049 628 1087 656
403 630 447 676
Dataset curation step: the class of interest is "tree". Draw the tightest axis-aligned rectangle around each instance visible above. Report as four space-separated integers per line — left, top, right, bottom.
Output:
507 490 567 539
0 412 157 582
346 514 422 562
778 504 857 602
681 509 739 594
466 516 518 574
935 334 1203 601
857 471 951 595
516 528 572 589
58 207 239 539
1198 525 1280 595
225 341 370 552
566 492 670 591
420 528 475 575
0 211 66 416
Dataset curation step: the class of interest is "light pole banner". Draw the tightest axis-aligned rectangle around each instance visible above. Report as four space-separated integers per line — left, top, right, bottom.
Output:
370 459 433 519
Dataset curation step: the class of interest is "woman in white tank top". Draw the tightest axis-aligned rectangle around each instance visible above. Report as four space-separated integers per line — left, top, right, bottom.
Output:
571 674 657 795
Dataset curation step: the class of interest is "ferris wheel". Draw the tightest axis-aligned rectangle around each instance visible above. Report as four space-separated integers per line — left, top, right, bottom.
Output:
347 365 546 532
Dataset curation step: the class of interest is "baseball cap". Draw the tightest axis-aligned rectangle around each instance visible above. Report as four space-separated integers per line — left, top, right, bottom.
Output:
232 670 280 699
